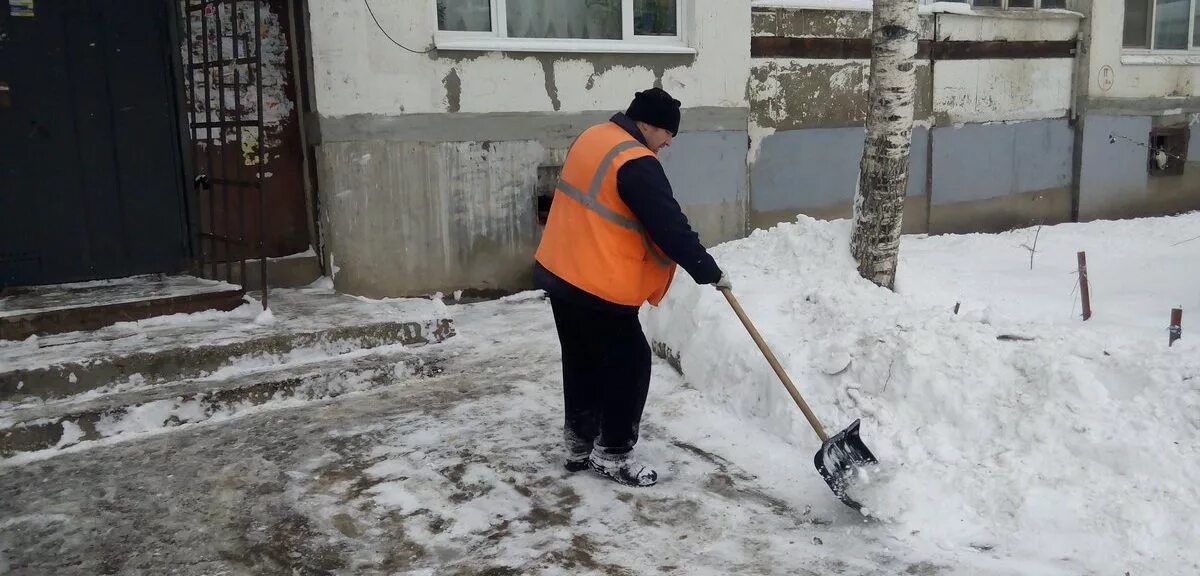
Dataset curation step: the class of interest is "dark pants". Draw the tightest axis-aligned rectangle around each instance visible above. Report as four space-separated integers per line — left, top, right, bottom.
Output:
549 296 652 456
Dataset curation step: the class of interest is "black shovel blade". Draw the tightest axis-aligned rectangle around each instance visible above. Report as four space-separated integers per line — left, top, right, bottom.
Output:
813 419 878 512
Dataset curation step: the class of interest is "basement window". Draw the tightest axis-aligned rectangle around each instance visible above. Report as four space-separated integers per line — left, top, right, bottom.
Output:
1147 126 1189 177
435 0 694 54
536 164 561 225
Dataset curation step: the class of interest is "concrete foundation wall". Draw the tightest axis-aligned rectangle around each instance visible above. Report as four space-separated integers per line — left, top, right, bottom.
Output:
930 119 1074 233
658 131 750 246
1078 114 1150 220
749 127 928 233
319 140 545 298
317 110 748 297
1079 114 1200 221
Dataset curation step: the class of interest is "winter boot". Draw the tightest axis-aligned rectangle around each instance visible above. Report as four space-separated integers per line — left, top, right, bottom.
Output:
564 450 590 473
588 449 658 487
563 429 594 473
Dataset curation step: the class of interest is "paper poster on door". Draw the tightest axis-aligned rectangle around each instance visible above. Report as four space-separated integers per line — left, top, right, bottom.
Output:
10 1 35 18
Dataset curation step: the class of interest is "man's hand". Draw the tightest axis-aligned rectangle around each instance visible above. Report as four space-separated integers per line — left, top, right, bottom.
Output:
714 273 733 292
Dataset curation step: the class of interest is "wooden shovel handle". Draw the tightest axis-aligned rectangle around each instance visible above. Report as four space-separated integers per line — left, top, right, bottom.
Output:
720 288 829 442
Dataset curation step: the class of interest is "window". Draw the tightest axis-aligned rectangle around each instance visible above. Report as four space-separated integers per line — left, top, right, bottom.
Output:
1147 126 1189 177
435 0 688 52
1124 0 1200 50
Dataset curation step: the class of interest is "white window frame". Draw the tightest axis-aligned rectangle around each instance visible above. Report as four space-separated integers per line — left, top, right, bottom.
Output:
433 0 694 54
1121 0 1200 65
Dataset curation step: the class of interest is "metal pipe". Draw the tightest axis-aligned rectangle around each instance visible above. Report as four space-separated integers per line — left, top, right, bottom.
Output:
184 0 201 277
233 0 246 288
201 1 216 280
215 0 231 283
255 0 268 308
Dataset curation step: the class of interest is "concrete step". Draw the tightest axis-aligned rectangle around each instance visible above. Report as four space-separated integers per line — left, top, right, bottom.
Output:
1 319 453 405
211 250 324 291
0 275 245 341
0 347 445 458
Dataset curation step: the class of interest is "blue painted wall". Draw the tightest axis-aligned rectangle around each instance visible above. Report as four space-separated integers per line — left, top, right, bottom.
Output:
931 120 1074 206
749 127 929 214
659 131 748 206
1079 114 1150 220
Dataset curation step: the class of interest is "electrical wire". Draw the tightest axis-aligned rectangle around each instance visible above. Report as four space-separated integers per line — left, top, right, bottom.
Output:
364 0 433 54
1109 132 1186 162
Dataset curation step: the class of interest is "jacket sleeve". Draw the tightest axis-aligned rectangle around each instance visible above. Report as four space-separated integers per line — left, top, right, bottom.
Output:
616 156 723 285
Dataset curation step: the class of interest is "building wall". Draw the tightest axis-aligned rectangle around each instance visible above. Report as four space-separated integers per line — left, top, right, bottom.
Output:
308 0 751 297
931 119 1074 233
1074 0 1200 222
303 1 1198 298
747 6 1082 236
1083 0 1200 101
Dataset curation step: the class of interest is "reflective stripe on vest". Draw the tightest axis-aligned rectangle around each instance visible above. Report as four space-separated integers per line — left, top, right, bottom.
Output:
553 141 671 267
535 122 678 307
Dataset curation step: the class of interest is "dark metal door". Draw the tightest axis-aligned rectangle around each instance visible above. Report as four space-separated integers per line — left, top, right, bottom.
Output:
179 0 271 306
0 0 191 287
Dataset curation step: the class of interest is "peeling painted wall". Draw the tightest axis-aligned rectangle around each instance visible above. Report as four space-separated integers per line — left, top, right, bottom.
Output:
934 59 1074 124
749 60 933 130
747 6 1081 234
936 12 1078 42
308 0 750 116
306 1 751 296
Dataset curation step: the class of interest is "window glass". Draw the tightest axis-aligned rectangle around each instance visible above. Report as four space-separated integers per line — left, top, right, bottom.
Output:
437 0 492 32
1124 0 1152 47
1154 0 1190 49
634 0 677 36
506 0 622 40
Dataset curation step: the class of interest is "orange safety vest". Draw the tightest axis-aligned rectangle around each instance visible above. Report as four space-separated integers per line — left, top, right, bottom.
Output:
535 122 678 307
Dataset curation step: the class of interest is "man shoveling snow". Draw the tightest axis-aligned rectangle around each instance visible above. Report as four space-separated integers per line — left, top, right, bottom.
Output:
533 87 732 487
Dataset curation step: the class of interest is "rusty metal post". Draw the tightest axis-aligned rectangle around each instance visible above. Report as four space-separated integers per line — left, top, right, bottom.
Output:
1170 308 1183 346
1077 251 1092 321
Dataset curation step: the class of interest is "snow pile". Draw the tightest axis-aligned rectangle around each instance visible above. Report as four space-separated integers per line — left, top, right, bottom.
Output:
644 214 1200 574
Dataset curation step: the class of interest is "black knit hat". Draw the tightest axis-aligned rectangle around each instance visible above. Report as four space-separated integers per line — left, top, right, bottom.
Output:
625 88 682 136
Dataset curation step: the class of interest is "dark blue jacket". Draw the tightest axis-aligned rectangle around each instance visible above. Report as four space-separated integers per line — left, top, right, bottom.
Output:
534 113 723 314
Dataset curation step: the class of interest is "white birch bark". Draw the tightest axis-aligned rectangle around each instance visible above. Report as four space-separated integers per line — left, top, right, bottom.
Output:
850 0 920 290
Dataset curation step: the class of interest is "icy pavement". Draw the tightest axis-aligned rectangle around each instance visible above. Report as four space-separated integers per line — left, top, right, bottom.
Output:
0 293 991 576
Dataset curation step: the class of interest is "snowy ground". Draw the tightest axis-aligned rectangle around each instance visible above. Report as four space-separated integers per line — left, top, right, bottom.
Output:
2 213 1197 575
0 294 928 576
647 212 1200 575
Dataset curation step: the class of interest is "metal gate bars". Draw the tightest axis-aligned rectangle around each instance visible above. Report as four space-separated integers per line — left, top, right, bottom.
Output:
179 0 269 308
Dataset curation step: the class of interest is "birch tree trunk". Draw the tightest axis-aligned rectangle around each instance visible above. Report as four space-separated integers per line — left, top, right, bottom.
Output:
850 0 920 290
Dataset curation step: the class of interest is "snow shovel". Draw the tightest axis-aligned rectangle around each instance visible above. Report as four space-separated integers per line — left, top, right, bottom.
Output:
719 288 878 512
